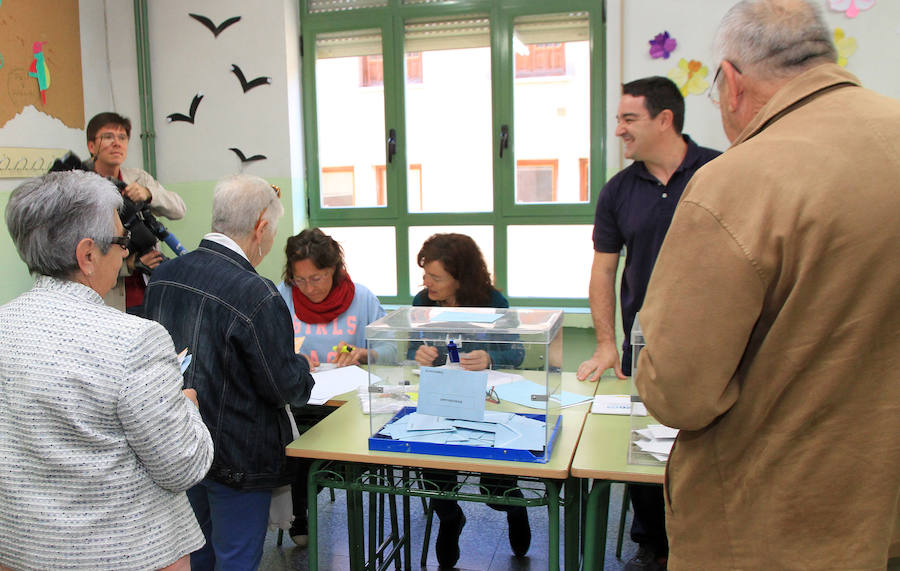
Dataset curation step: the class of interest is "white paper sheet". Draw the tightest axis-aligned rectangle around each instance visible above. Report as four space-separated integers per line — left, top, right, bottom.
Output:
309 365 377 406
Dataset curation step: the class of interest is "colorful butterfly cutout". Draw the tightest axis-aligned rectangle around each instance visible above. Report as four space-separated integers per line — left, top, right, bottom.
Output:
667 58 709 97
833 28 857 67
649 31 677 59
829 0 875 19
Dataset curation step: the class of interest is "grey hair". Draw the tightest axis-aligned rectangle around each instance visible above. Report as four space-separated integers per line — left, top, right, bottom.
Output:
714 0 837 78
5 170 123 279
211 174 283 240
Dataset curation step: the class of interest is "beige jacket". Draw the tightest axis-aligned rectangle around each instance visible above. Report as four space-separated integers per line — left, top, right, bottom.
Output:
104 167 186 311
636 64 900 569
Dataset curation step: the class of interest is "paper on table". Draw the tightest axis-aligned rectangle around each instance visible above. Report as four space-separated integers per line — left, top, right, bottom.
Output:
647 424 679 439
635 438 674 455
417 367 488 421
494 380 592 410
309 365 376 406
429 311 502 324
591 394 648 416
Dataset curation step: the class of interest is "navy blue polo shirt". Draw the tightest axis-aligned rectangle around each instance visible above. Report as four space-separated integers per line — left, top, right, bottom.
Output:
593 134 721 374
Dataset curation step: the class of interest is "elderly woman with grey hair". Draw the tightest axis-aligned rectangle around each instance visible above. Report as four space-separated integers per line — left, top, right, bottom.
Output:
0 170 214 571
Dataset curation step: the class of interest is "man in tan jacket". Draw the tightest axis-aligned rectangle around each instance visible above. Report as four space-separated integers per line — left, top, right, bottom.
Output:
635 0 900 569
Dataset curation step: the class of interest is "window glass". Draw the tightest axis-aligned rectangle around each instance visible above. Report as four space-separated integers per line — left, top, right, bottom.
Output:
322 226 398 296
315 29 387 209
309 0 387 13
408 225 494 296
404 16 493 213
506 224 593 298
513 13 590 205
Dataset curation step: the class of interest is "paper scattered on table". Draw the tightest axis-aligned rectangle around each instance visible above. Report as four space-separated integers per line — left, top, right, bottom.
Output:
309 365 378 405
417 367 487 421
493 379 592 410
591 394 647 416
377 411 546 450
357 385 414 415
429 310 503 324
632 423 678 462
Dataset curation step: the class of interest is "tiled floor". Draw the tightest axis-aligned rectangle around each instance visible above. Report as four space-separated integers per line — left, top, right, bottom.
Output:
259 482 640 570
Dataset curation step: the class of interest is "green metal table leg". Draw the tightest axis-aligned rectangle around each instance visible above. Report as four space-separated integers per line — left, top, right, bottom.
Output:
563 476 581 570
368 484 377 568
582 480 612 571
346 465 366 571
546 479 561 571
307 459 324 571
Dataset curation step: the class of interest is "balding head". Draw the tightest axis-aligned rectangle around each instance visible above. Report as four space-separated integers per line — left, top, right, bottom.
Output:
714 0 836 80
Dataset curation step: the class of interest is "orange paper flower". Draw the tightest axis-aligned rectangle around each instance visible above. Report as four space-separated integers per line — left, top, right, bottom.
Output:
667 58 709 97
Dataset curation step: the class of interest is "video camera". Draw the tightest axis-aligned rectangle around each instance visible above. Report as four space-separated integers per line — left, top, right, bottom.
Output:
49 152 187 262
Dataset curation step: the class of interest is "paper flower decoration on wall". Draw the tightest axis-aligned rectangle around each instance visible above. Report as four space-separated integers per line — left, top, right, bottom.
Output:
829 0 875 19
649 31 677 59
833 28 857 67
668 58 709 96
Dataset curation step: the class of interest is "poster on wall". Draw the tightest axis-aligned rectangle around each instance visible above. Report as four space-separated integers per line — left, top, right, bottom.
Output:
0 0 84 129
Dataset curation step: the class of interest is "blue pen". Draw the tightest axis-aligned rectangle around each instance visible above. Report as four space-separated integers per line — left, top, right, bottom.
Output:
447 340 460 363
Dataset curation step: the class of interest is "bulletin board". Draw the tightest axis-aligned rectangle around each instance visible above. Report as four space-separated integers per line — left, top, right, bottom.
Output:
0 0 84 129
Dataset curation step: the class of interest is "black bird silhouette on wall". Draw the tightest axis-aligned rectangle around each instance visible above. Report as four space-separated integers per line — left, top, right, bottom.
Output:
166 93 204 124
231 65 271 92
189 14 241 38
229 148 267 163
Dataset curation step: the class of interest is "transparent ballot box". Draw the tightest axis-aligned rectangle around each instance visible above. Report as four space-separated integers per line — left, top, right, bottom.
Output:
628 313 676 466
365 306 563 463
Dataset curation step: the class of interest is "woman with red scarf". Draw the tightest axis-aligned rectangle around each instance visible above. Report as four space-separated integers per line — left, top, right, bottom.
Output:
276 228 388 547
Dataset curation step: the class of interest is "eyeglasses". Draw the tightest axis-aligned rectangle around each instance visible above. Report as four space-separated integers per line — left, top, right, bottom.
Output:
708 61 742 106
293 270 332 288
97 132 129 143
106 230 131 250
255 185 283 228
485 386 500 404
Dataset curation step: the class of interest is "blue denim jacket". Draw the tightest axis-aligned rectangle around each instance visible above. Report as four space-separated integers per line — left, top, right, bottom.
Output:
145 240 314 491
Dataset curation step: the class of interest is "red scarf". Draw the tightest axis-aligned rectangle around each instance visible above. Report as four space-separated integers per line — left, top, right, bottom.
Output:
291 274 356 324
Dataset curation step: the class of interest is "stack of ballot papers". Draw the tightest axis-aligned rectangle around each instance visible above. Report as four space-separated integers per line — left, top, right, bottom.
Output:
377 410 547 451
632 424 679 462
591 394 648 416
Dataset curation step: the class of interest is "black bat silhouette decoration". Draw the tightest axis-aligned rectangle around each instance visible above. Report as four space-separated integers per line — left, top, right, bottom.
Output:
166 93 204 124
231 64 271 93
229 148 267 163
188 13 241 38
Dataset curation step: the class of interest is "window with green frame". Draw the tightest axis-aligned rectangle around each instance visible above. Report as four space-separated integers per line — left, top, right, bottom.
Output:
300 0 605 307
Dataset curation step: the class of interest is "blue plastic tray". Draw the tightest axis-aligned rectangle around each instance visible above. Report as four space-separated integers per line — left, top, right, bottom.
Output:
368 406 561 463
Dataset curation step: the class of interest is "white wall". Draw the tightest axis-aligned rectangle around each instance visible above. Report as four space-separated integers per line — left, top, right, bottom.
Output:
146 0 302 183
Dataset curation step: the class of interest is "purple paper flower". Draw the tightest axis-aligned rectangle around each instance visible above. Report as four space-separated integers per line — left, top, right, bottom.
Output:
649 31 677 59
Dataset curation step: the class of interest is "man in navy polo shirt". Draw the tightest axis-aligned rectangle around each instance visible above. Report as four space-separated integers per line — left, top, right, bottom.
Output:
577 76 720 571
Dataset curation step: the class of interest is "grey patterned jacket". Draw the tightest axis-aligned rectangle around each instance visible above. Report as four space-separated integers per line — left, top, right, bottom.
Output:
0 276 213 570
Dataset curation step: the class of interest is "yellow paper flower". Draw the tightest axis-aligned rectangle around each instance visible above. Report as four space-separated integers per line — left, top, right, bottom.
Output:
834 27 857 67
667 58 709 97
